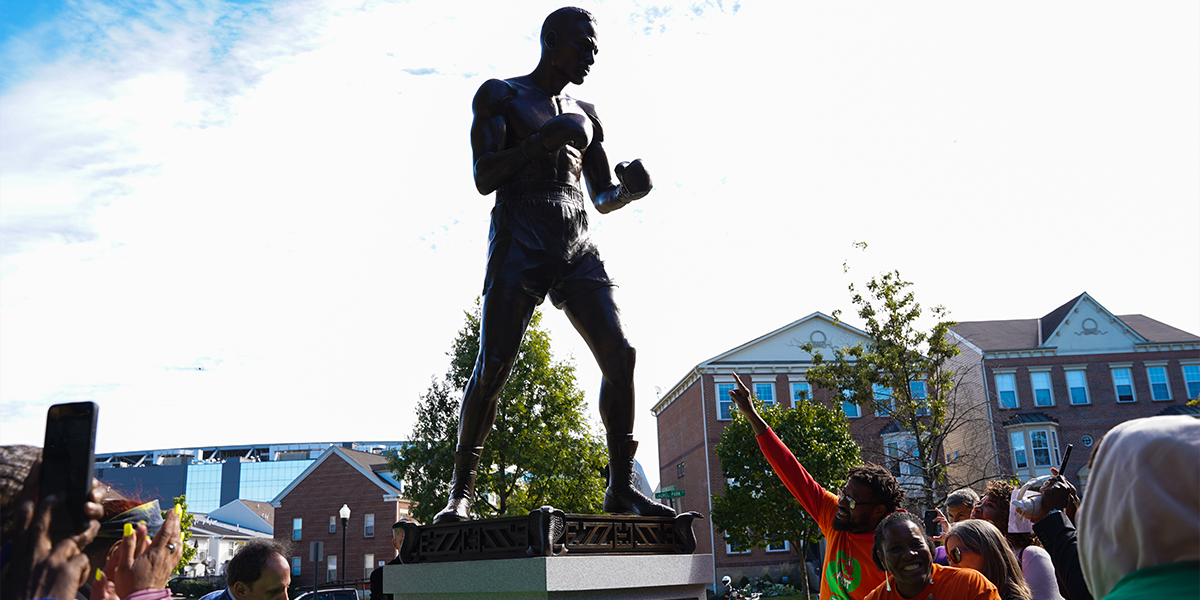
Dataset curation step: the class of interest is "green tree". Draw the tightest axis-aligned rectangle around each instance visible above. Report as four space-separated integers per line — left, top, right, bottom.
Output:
166 495 196 574
802 270 971 510
389 300 607 524
711 393 860 599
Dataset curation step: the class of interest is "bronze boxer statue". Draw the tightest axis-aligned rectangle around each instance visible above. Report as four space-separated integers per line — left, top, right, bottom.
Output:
435 7 673 524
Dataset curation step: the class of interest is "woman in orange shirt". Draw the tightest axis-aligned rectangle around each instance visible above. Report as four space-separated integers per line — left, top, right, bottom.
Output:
864 512 1001 600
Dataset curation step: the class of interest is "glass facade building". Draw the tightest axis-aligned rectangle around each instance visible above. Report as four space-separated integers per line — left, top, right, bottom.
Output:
239 460 314 502
185 464 224 513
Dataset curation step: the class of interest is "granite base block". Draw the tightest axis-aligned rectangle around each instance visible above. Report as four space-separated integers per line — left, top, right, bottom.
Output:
382 553 714 600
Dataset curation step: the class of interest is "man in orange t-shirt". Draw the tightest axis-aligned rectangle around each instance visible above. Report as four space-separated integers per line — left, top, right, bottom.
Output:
729 374 906 600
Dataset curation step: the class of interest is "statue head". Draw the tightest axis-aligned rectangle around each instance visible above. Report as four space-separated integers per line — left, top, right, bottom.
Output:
540 7 598 86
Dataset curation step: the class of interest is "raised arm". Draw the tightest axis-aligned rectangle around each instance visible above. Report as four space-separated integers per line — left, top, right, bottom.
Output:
730 373 834 520
579 102 652 214
728 373 769 436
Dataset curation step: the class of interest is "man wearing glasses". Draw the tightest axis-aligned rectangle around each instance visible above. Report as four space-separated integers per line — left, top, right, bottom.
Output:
729 374 906 600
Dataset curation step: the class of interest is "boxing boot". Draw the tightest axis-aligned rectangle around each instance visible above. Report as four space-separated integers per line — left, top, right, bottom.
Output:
432 446 483 524
602 434 676 517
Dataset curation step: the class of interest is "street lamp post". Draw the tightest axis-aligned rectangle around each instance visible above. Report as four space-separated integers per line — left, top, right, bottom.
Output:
339 504 350 584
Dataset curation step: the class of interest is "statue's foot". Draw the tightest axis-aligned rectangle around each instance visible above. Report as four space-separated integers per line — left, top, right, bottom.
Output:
433 445 483 524
603 485 676 517
433 497 472 524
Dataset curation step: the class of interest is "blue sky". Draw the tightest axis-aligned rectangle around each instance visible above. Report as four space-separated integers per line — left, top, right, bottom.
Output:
1 0 1197 488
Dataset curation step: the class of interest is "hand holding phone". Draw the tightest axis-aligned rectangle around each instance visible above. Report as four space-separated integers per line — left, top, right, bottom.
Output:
923 509 940 539
40 402 99 537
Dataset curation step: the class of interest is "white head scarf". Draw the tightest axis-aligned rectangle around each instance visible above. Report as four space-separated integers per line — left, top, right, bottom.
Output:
1078 415 1200 598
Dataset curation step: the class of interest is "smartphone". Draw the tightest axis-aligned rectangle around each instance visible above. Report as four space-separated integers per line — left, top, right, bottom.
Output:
923 509 939 538
40 401 99 536
1058 444 1073 474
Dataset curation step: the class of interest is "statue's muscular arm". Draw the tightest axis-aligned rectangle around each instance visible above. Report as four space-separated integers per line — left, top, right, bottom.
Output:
471 79 528 196
579 102 652 214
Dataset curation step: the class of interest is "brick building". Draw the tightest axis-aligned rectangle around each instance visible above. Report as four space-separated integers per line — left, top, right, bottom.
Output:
652 297 1198 587
945 292 1200 492
272 446 412 588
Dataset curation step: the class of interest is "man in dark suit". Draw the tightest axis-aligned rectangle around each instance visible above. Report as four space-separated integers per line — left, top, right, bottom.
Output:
198 539 291 600
369 520 414 600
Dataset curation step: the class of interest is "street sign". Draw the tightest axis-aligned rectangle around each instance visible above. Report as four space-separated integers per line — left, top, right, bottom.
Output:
310 541 324 562
660 484 677 492
654 490 685 499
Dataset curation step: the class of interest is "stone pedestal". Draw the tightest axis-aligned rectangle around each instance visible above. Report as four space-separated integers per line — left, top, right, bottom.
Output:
382 553 713 600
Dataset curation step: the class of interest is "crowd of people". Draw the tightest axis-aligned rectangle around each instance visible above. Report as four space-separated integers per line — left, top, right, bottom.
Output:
728 374 1200 600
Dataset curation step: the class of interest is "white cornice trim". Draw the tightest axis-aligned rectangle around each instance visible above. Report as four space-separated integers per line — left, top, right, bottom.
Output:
651 368 701 417
985 348 1059 359
1134 342 1200 353
982 342 1198 359
949 330 984 355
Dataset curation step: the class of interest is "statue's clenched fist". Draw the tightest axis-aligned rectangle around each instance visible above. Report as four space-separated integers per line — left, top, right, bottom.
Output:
539 113 593 151
615 159 652 201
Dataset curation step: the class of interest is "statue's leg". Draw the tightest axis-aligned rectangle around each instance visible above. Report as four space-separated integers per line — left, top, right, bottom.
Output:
434 287 538 524
562 287 675 517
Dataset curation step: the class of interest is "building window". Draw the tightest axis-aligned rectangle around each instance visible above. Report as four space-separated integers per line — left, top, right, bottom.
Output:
677 462 685 478
767 540 790 552
291 557 301 576
791 382 811 403
364 513 375 538
326 555 336 582
364 554 374 579
755 383 776 406
1147 366 1171 400
874 384 893 417
329 516 336 533
1011 432 1028 469
1184 364 1200 399
842 390 860 418
884 433 920 476
1030 430 1060 467
717 383 736 420
292 518 302 541
909 380 929 416
1030 371 1053 407
725 534 751 555
1111 367 1135 403
1066 370 1089 405
995 373 1017 408
903 439 920 475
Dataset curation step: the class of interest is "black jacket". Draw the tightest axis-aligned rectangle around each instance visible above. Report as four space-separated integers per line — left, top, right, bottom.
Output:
369 556 404 600
1032 511 1092 600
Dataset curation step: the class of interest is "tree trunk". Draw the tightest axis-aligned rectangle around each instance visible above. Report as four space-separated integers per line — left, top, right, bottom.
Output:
796 538 810 599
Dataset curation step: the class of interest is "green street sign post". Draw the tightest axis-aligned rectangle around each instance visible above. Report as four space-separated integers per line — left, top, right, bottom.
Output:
654 490 686 499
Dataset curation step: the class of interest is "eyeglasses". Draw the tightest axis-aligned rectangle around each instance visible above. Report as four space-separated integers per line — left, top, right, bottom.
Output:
838 488 881 511
948 545 977 565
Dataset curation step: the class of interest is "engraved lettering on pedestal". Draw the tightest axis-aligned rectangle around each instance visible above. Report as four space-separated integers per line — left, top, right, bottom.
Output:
613 522 633 550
